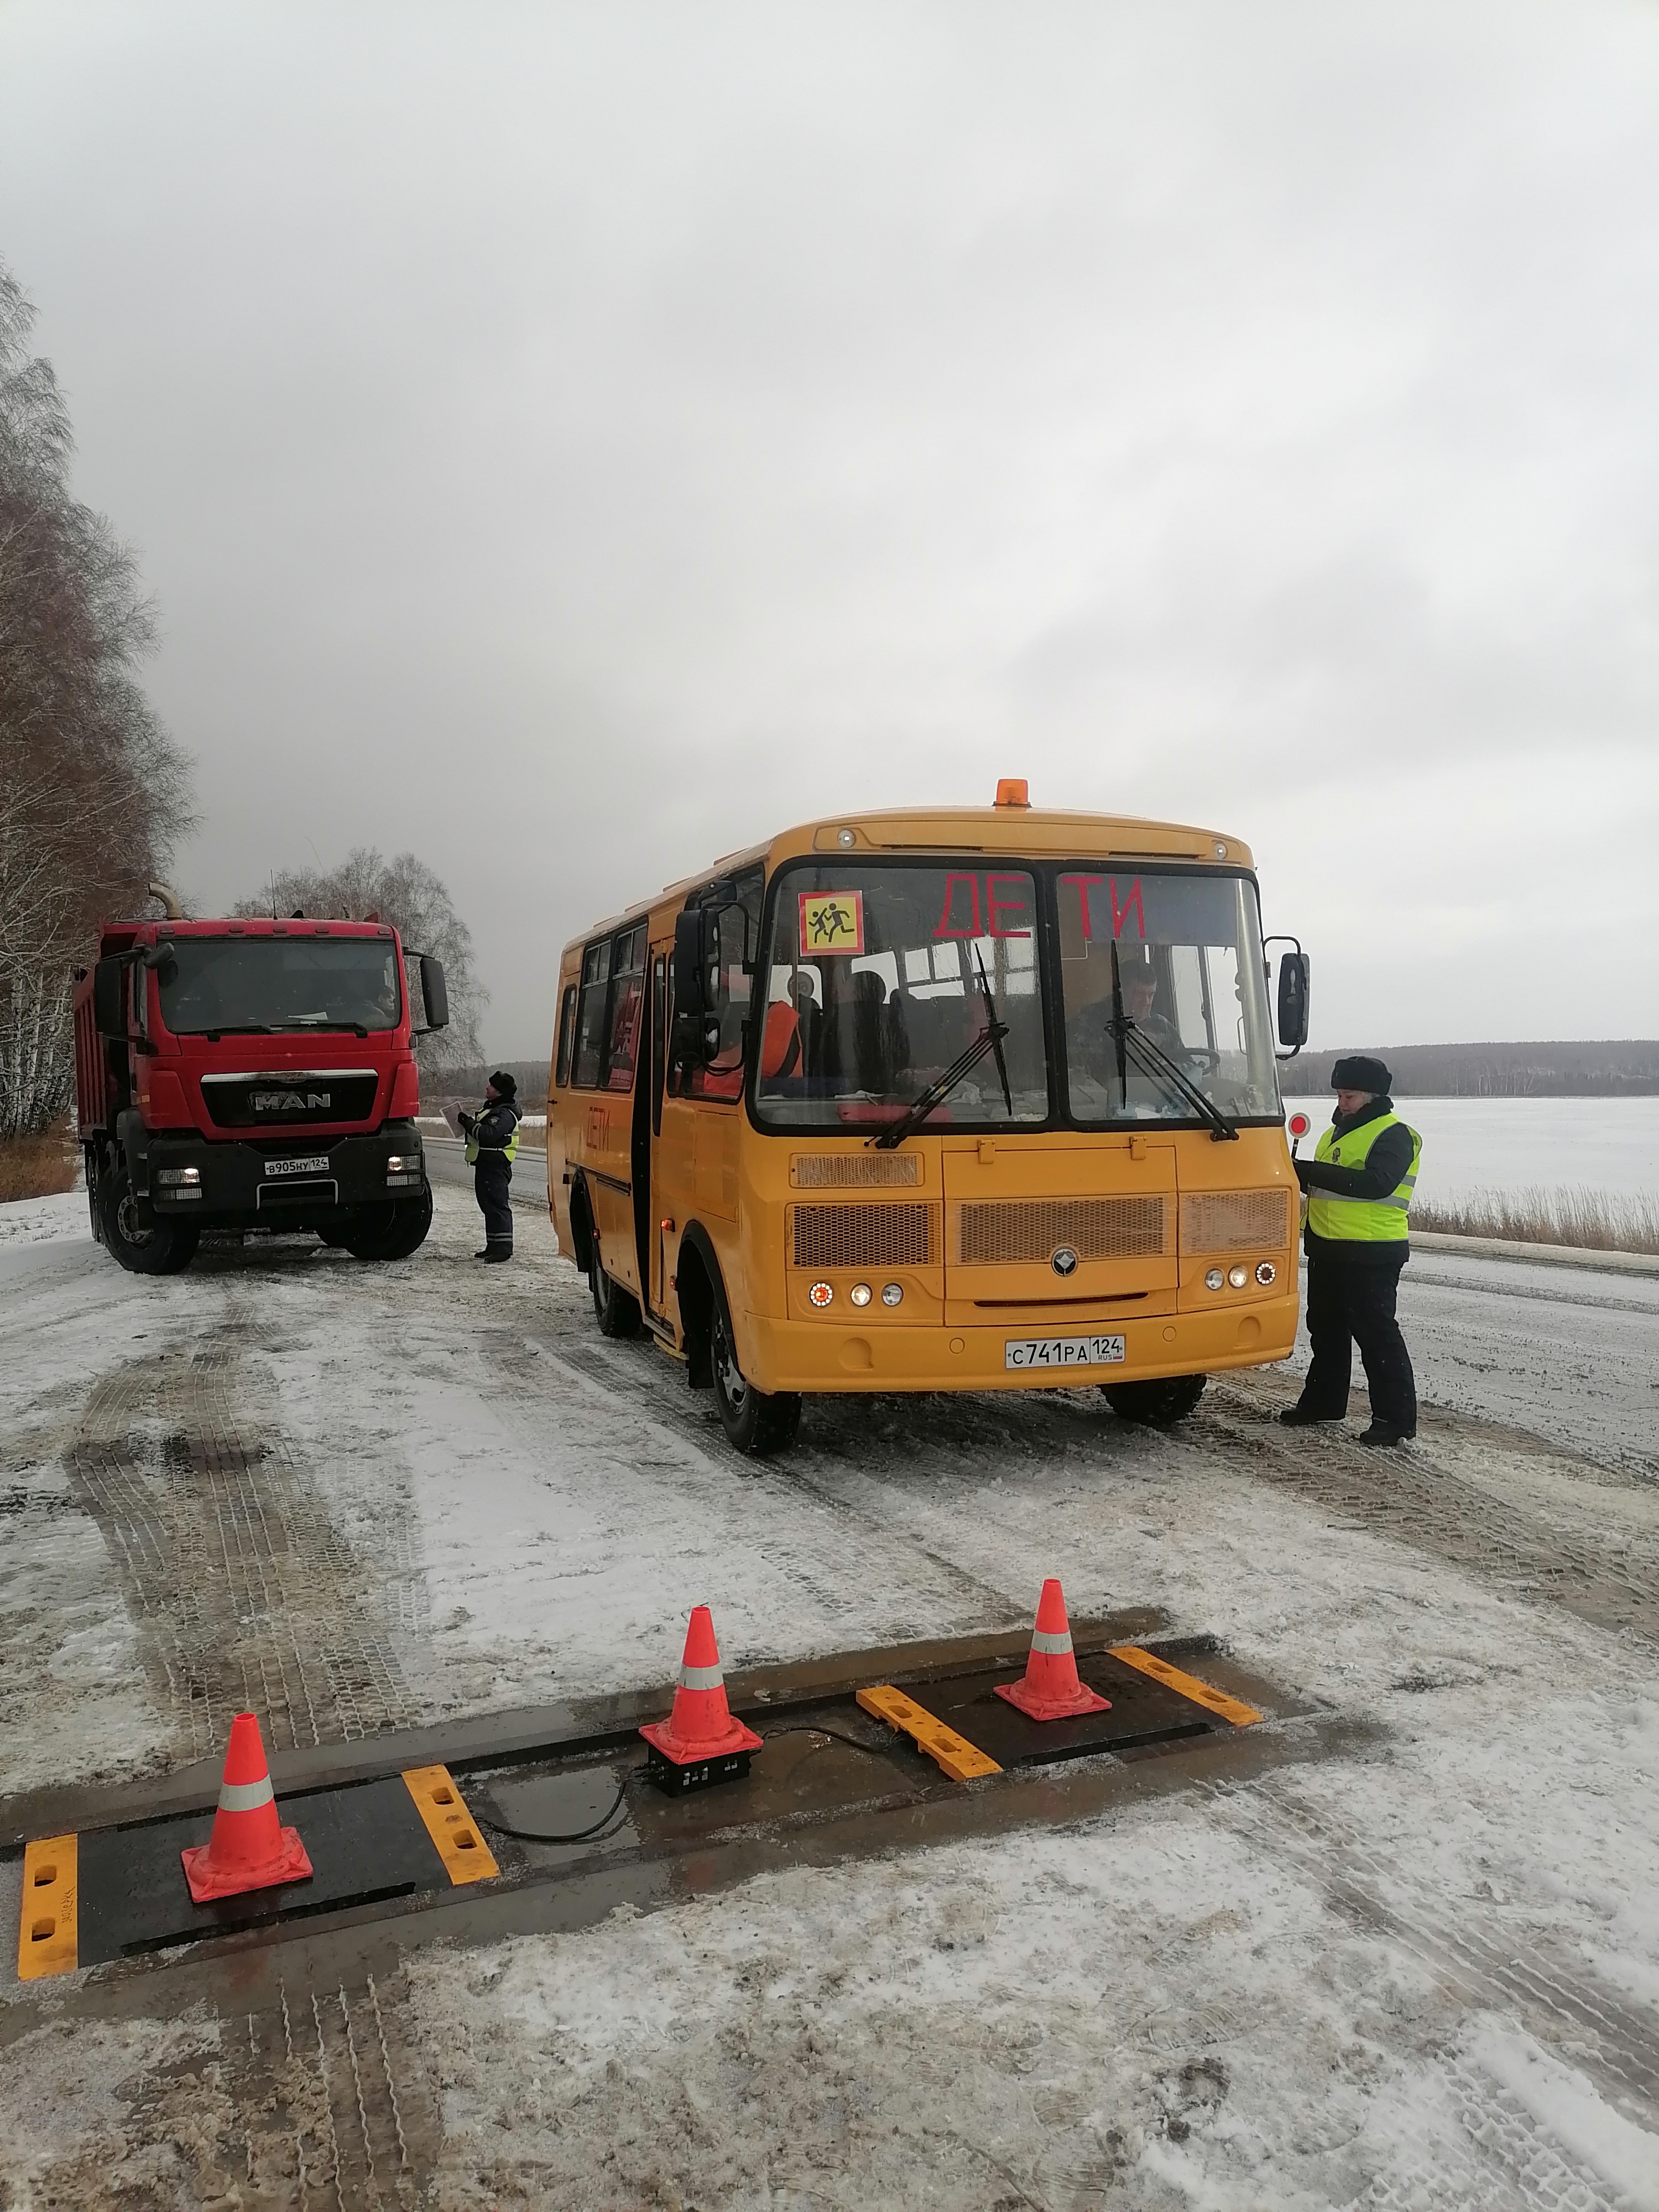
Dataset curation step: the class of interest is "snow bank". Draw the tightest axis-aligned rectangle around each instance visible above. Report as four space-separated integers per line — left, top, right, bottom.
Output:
0 1190 86 1248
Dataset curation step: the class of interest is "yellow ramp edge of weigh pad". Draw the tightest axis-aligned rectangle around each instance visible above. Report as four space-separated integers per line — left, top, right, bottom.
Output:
856 1686 1001 1782
1108 1646 1262 1728
18 1834 77 1980
401 1766 499 1883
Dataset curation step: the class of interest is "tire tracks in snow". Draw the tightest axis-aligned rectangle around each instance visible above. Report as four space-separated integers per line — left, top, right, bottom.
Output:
1202 1376 1659 1648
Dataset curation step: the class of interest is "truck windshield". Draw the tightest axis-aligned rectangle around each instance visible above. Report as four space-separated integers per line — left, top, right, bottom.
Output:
157 937 403 1036
1058 870 1279 1125
755 864 1048 1130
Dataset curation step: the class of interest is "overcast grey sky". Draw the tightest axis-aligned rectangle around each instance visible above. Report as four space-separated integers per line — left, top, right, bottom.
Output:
3 0 1655 1056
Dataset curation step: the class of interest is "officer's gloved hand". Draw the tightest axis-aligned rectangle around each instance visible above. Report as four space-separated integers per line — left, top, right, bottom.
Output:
458 1112 475 1136
1293 1158 1313 1189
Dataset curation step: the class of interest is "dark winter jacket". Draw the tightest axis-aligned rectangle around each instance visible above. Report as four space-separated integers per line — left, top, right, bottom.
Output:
461 1097 522 1171
1296 1095 1416 1269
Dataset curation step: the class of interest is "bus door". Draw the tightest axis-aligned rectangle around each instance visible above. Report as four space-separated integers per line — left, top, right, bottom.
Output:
637 950 667 1312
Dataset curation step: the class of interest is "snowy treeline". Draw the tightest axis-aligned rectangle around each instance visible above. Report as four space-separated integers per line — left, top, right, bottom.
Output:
0 260 191 1137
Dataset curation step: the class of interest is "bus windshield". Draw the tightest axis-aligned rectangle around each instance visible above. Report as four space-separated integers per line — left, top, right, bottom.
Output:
1057 870 1279 1125
755 864 1048 1130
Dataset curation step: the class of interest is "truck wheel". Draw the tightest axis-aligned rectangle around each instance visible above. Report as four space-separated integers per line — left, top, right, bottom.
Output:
344 1187 433 1261
98 1170 200 1276
711 1296 801 1456
1100 1374 1207 1427
589 1237 642 1339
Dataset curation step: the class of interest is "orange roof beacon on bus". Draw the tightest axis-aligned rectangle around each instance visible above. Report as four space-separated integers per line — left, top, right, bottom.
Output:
545 783 1312 1455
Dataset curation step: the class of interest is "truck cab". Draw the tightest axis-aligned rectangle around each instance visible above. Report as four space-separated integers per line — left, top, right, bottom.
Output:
74 913 448 1274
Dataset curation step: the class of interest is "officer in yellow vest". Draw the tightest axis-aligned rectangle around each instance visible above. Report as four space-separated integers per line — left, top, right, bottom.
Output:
457 1071 521 1262
1280 1054 1421 1446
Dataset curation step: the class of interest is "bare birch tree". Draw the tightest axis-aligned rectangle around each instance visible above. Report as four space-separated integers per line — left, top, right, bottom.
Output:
236 848 486 1071
0 258 194 1136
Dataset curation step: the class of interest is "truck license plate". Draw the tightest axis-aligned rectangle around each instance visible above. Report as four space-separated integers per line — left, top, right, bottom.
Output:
264 1155 330 1177
1005 1334 1126 1370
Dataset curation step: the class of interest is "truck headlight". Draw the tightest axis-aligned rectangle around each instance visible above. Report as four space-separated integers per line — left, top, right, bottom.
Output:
385 1154 421 1174
155 1167 200 1188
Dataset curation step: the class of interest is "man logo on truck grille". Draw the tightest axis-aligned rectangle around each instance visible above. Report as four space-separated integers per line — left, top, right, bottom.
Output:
252 1090 330 1113
1051 1246 1078 1277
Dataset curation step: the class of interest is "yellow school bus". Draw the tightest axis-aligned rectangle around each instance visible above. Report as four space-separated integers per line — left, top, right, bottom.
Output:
546 784 1310 1454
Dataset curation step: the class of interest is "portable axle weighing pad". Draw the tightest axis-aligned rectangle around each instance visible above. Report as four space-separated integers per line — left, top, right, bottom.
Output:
860 1644 1262 1778
15 1642 1267 1983
18 1766 495 1979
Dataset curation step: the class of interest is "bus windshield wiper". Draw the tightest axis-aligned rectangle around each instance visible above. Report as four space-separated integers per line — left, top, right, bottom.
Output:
870 975 1012 1151
1107 942 1238 1142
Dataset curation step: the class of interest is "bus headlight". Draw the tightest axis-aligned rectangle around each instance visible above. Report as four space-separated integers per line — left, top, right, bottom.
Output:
1204 1267 1224 1291
1228 1266 1249 1289
1255 1261 1277 1286
809 1281 834 1308
881 1282 903 1307
850 1283 872 1307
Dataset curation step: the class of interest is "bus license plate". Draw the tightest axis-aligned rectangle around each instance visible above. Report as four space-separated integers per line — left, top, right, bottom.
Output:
264 1155 330 1177
1005 1334 1126 1370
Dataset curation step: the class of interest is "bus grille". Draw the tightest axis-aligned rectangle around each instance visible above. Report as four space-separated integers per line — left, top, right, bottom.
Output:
790 1153 921 1188
956 1197 1170 1265
1180 1191 1293 1253
790 1203 936 1270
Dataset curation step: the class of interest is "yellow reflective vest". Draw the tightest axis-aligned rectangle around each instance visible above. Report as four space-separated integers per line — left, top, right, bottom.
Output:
465 1109 519 1168
1306 1110 1421 1244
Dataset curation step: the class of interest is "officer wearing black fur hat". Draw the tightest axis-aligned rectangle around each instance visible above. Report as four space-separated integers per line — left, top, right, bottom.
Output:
458 1072 522 1263
1281 1055 1421 1446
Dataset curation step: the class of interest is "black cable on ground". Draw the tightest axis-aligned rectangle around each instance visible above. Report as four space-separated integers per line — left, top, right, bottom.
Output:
478 1722 894 1844
479 1767 635 1844
762 1724 894 1762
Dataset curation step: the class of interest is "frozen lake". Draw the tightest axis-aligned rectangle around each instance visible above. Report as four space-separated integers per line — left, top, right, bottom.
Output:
1290 1094 1659 1199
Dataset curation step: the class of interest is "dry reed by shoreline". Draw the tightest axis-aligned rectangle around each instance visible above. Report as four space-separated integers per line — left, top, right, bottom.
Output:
1411 1185 1659 1256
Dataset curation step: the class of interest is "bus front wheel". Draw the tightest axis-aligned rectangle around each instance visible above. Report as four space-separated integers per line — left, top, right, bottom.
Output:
711 1301 800 1456
1100 1374 1207 1427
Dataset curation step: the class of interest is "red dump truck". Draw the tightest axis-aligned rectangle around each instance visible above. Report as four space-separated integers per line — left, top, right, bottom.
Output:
73 896 448 1274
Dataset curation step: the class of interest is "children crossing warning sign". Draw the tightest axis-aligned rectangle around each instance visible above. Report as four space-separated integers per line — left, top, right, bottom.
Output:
799 890 865 956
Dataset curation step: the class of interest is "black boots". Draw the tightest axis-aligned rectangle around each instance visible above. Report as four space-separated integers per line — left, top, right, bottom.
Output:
1277 1406 1341 1427
476 1247 513 1263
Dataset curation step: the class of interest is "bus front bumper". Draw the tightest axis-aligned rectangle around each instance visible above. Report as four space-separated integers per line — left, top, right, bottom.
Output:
743 1296 1299 1394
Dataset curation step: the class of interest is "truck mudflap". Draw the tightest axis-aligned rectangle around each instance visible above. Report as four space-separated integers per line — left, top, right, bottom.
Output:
139 1124 426 1227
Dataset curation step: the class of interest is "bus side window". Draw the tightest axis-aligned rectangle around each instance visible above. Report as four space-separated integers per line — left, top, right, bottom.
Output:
572 940 611 1088
603 924 648 1092
555 984 578 1087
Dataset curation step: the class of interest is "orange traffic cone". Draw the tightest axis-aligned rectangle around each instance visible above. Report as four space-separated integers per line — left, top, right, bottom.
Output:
181 1713 314 1903
640 1606 762 1789
994 1579 1112 1722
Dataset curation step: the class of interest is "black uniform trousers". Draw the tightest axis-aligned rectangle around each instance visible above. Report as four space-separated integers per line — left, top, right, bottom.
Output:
475 1159 513 1251
1300 1253 1417 1436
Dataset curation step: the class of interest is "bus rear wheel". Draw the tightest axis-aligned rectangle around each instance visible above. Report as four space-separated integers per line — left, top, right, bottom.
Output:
1100 1374 1207 1427
711 1300 800 1455
589 1239 643 1338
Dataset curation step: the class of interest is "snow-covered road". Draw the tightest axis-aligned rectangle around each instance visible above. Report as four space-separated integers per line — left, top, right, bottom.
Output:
3 1180 1657 2209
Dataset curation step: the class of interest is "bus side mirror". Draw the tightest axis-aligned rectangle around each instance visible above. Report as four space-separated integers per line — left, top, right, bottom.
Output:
420 956 449 1030
672 911 707 1019
1275 950 1310 1057
671 911 718 1068
92 958 125 1038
